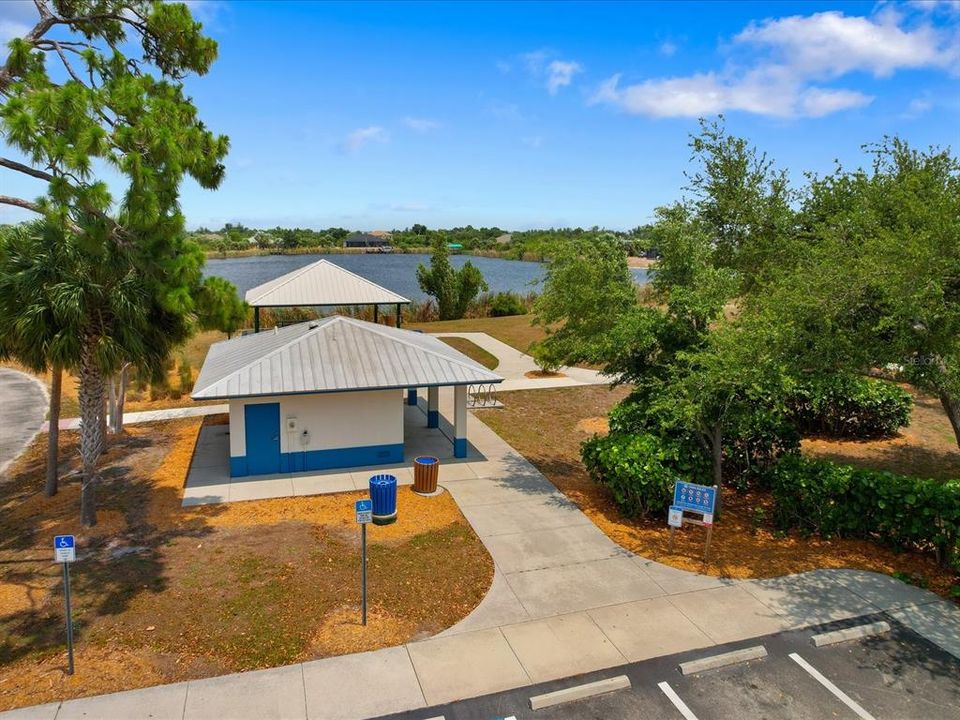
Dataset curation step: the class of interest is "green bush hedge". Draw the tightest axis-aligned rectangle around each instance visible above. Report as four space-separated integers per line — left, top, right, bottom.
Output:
581 432 706 517
488 291 528 317
770 454 960 565
788 375 912 438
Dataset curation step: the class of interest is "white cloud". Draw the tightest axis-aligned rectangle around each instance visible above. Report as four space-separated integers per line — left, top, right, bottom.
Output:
340 126 388 152
496 59 512 74
734 11 957 78
522 136 544 148
546 60 582 94
591 8 954 118
520 50 583 94
403 117 441 133
659 40 678 57
903 96 934 117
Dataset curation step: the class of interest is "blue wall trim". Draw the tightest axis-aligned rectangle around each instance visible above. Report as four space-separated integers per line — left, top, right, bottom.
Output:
231 443 404 477
427 410 439 428
230 456 248 477
454 437 467 458
407 388 418 406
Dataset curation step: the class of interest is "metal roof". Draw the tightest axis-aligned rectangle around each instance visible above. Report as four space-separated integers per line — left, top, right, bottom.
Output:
244 259 409 307
192 316 503 400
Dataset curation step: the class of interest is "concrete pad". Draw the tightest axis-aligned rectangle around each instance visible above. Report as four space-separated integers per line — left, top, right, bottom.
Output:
350 466 413 488
435 462 479 482
58 681 189 719
291 472 354 497
459 496 592 537
181 483 230 506
483 524 624 573
186 464 230 487
890 599 960 659
302 646 425 720
0 703 60 720
183 664 305 720
831 568 944 611
228 476 295 502
633 558 734 594
438 569 531 636
445 476 564 508
406 628 531 705
588 596 715 662
741 573 877 628
505 556 664 618
668 585 792 644
501 612 627 683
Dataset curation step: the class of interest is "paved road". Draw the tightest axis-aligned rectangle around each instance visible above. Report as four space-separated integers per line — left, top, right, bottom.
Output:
380 616 960 720
0 367 48 477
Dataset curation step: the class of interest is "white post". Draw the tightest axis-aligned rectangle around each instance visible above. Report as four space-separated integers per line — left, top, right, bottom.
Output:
427 386 439 428
453 385 467 458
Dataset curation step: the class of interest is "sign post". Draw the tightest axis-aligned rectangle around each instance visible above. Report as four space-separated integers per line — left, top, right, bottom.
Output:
54 535 76 674
666 482 717 562
355 499 372 626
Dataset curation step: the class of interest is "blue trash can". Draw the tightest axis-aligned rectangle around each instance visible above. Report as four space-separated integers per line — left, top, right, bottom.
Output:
369 474 398 525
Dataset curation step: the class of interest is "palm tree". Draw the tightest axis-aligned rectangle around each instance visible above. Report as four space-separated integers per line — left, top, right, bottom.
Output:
0 222 80 496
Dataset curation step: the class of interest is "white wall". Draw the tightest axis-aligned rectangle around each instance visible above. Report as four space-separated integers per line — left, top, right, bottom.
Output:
229 389 403 457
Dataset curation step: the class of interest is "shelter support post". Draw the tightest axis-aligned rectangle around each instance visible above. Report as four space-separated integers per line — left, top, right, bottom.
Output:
373 305 378 324
254 307 260 333
407 388 417 406
427 386 439 428
396 303 402 328
454 385 467 458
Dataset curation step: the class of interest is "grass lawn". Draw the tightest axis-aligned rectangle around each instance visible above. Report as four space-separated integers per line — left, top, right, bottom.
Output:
437 337 499 370
407 314 545 354
0 419 492 711
475 385 960 600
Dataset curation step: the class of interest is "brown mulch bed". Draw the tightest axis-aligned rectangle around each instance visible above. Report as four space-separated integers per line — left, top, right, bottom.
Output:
477 385 959 600
0 419 492 711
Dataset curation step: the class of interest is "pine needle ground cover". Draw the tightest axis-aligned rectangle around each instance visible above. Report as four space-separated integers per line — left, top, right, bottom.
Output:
0 419 492 711
476 385 960 600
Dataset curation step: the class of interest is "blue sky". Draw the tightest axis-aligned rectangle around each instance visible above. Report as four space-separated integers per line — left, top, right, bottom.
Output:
2 1 959 231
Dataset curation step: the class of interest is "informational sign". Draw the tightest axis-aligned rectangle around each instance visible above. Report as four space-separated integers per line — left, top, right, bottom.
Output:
673 481 717 515
54 535 76 563
667 506 684 528
355 499 372 525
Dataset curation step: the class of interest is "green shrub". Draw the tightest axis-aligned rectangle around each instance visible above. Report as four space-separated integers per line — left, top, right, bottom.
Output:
769 454 960 565
788 375 912 439
582 432 711 517
607 392 799 492
178 357 194 394
488 291 527 317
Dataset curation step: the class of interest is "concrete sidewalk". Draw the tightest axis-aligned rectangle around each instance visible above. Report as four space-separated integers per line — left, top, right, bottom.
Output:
429 331 607 391
6 396 960 720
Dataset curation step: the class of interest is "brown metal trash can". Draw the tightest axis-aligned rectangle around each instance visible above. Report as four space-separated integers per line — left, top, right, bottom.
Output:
413 456 440 494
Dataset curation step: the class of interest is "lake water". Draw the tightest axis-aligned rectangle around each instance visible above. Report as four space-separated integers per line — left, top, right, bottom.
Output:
205 253 650 301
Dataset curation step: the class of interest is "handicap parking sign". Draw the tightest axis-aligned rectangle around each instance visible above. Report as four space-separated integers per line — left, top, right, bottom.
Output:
54 534 76 563
355 499 372 524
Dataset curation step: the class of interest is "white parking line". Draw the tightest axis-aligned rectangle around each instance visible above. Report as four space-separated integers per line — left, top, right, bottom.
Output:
658 681 699 720
789 652 877 720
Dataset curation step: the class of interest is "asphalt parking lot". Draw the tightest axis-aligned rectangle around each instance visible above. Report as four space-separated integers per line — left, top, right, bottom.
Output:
379 614 960 720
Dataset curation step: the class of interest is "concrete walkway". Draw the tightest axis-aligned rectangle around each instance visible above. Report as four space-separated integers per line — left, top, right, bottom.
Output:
50 404 228 432
7 392 960 720
0 368 49 477
430 332 607 391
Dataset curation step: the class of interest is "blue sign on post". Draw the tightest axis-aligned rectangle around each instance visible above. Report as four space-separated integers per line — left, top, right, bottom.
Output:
54 534 75 563
673 481 717 515
355 499 372 525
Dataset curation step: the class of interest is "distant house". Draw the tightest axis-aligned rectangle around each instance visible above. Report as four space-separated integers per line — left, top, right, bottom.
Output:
495 233 512 245
368 230 393 239
344 232 392 249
